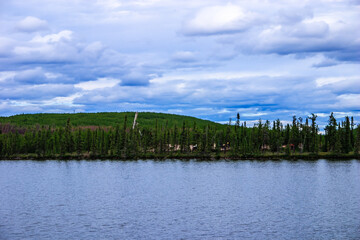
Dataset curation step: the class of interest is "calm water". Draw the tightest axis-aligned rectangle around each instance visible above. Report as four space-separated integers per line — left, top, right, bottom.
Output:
1 160 360 240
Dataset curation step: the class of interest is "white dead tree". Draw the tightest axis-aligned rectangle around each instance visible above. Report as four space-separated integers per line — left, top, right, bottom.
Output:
132 112 138 129
132 112 142 136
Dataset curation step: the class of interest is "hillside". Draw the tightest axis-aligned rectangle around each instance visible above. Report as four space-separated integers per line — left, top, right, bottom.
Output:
0 112 225 129
1 111 358 160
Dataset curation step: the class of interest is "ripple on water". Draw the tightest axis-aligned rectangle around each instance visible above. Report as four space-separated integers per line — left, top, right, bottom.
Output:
0 159 360 240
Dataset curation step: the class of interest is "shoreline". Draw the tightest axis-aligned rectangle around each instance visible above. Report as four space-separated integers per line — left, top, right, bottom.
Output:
1 153 359 161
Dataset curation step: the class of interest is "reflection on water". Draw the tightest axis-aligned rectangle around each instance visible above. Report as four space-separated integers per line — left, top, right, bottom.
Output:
1 159 360 239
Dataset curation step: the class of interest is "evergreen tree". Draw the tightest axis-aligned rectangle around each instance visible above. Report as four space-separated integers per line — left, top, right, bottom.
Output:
284 124 290 146
172 124 178 152
0 112 358 158
234 113 240 153
180 121 187 153
309 114 318 153
354 124 360 156
324 113 336 152
154 119 158 153
84 129 92 152
350 116 355 149
64 118 73 153
290 116 300 151
76 128 83 155
334 124 342 154
343 116 351 153
303 118 311 152
120 115 127 157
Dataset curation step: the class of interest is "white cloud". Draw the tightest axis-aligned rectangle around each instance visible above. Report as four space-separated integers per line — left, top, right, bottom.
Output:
315 76 360 94
172 51 196 62
16 16 48 32
0 71 16 83
150 71 284 83
42 93 84 107
316 76 360 87
1 0 359 125
291 21 329 38
76 72 298 109
9 30 108 64
242 112 268 117
83 42 105 59
335 94 360 108
12 31 78 63
75 78 120 90
96 0 122 9
180 0 360 62
183 4 255 35
31 30 73 43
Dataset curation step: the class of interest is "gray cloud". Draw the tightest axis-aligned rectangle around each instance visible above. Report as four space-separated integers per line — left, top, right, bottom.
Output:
13 67 46 84
0 37 14 57
183 1 360 63
0 0 359 126
0 84 76 100
312 58 339 68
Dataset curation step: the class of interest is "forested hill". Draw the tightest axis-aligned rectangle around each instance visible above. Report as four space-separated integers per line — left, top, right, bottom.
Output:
0 112 359 159
0 112 224 129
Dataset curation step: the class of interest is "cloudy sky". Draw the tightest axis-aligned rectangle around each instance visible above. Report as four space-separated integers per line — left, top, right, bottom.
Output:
0 0 359 126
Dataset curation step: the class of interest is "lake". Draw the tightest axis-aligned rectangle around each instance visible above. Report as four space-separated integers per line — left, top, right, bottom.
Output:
1 159 360 239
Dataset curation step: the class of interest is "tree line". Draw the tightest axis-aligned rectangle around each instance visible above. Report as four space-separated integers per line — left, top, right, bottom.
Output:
0 113 359 158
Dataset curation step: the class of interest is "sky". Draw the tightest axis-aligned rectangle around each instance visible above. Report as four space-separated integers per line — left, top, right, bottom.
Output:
0 0 359 127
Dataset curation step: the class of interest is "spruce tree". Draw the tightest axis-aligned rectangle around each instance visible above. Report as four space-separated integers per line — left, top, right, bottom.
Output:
85 129 92 152
343 116 351 153
354 124 360 156
290 115 299 151
76 128 83 155
180 121 186 153
334 125 342 154
64 118 73 153
120 115 127 157
309 114 318 153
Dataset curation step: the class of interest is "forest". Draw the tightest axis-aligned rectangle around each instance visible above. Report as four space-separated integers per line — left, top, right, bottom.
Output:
0 112 359 160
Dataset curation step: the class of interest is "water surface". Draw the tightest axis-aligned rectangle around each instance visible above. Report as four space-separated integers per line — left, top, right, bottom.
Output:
1 159 360 239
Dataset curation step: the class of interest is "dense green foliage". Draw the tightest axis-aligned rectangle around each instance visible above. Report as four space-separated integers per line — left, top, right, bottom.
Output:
0 112 223 129
0 112 359 159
